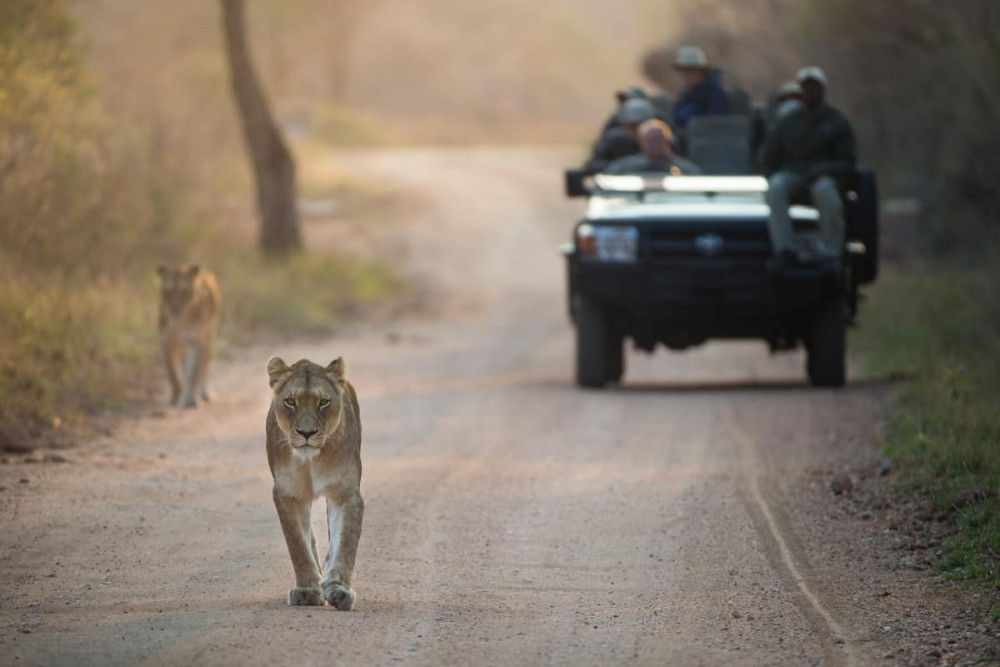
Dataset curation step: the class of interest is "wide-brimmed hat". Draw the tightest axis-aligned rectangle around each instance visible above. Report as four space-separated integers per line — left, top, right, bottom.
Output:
674 46 709 70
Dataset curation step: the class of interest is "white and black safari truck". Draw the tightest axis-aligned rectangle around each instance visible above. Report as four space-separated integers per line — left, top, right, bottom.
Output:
562 119 878 389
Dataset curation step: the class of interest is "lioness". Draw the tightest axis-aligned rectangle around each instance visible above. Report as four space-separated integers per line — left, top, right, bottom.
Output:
157 264 221 408
266 356 364 609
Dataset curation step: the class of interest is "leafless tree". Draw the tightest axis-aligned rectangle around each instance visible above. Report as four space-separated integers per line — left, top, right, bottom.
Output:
220 0 300 256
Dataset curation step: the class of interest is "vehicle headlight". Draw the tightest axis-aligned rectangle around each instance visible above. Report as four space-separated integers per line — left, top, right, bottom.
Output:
576 224 638 262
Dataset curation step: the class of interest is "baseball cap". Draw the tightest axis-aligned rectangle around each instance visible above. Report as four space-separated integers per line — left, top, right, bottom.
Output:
775 81 802 99
796 66 828 86
617 98 656 126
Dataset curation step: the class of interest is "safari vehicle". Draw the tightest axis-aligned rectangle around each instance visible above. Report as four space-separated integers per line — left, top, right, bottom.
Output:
562 131 879 389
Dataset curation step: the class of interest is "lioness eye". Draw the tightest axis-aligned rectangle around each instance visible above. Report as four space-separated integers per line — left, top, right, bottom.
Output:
319 398 331 409
283 397 296 408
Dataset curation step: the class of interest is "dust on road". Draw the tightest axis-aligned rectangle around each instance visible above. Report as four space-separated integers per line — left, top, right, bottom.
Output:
0 148 937 666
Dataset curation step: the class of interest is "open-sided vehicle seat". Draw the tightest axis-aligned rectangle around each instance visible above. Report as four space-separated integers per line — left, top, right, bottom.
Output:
686 115 753 175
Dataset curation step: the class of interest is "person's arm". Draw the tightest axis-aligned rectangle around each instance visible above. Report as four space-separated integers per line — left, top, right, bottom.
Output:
808 115 857 181
759 126 782 177
706 87 731 115
829 117 857 178
599 112 620 135
585 131 616 171
673 90 694 129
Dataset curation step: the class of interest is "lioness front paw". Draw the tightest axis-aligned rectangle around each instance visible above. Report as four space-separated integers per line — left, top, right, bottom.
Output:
322 582 356 611
287 586 324 606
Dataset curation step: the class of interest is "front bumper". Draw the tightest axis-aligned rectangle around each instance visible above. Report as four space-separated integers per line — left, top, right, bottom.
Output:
567 254 838 341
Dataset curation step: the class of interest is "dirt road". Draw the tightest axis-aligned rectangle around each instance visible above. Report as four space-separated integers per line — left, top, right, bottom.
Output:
0 148 950 665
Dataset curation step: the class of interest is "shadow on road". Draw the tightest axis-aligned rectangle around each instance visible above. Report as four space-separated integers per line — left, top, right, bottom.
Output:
610 375 905 395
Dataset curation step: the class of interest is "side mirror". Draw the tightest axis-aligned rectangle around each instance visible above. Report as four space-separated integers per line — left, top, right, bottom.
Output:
564 168 589 198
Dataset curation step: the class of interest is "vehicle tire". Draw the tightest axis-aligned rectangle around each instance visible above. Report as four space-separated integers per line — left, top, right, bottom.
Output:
605 325 625 385
848 168 879 284
807 296 847 388
576 296 609 388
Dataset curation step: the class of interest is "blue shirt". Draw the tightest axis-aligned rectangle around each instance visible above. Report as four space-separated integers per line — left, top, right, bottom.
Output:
673 71 731 130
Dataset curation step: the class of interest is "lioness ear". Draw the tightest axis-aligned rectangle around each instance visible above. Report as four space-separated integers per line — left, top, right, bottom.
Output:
187 264 201 277
325 357 346 382
156 265 168 278
267 356 291 389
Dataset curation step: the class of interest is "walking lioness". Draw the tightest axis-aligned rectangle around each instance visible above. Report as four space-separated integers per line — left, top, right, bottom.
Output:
157 264 221 407
266 356 364 609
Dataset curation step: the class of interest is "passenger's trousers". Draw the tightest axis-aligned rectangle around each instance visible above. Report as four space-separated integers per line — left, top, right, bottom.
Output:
766 172 844 255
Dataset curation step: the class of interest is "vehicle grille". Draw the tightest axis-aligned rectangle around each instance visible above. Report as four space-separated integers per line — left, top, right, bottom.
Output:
646 221 772 260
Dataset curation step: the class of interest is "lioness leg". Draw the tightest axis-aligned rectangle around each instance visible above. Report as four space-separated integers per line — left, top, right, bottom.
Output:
197 333 214 403
180 345 202 408
272 488 323 606
163 339 182 405
321 493 364 610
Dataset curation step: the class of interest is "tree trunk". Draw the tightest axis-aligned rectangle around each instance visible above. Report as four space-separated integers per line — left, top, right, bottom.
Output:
220 0 300 256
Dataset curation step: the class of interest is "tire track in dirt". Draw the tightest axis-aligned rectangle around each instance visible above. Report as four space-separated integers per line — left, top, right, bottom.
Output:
726 403 859 667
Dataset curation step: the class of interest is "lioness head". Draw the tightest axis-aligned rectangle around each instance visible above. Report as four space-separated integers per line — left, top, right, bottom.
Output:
157 264 201 316
267 356 347 458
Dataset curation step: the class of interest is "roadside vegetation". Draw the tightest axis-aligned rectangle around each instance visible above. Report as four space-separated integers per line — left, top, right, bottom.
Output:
854 266 1000 587
0 2 396 445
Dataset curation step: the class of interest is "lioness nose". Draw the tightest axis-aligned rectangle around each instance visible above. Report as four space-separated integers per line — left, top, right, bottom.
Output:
297 427 318 439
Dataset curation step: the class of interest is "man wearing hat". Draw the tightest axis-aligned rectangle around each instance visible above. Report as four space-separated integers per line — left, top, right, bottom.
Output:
595 87 673 141
770 80 803 125
672 46 731 130
761 67 856 265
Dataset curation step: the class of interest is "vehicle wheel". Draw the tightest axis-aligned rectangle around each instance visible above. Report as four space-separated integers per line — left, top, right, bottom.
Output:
807 295 847 387
606 326 625 385
576 296 609 388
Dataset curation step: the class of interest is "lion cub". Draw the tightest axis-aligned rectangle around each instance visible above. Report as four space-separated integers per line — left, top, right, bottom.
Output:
266 356 364 609
157 264 221 408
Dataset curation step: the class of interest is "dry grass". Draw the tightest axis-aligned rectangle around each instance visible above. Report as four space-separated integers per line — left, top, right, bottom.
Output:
0 3 399 444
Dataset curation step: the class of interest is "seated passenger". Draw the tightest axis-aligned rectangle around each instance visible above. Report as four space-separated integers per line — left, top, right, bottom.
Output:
605 120 702 176
761 67 856 265
598 87 648 135
770 81 803 126
585 98 657 172
672 46 731 131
